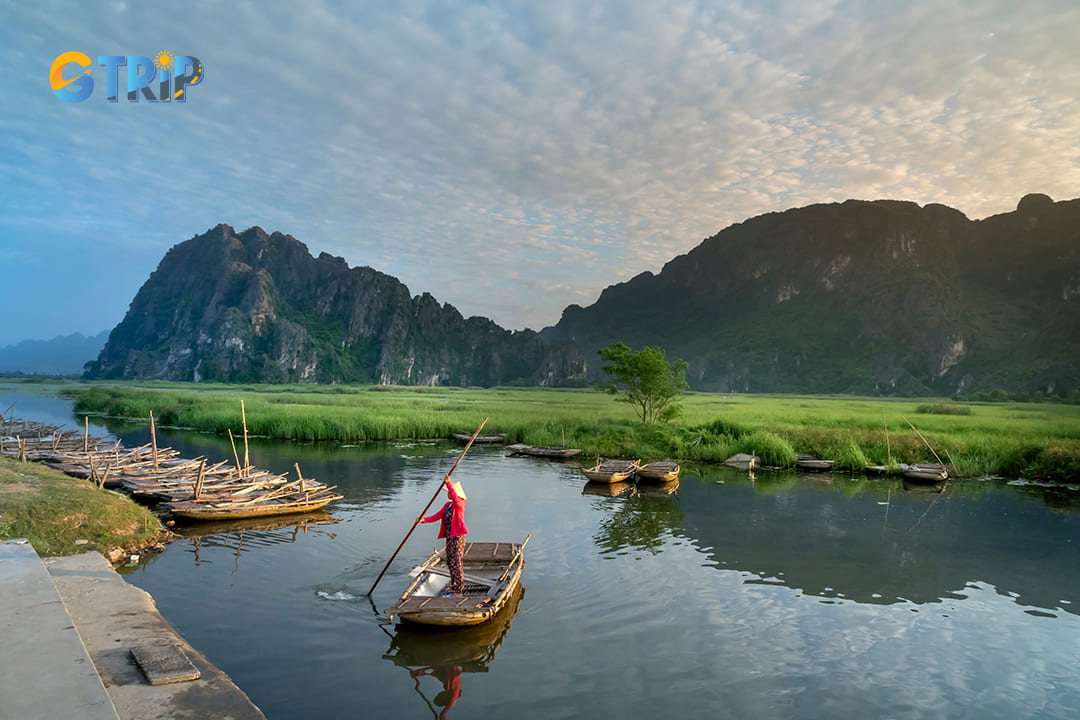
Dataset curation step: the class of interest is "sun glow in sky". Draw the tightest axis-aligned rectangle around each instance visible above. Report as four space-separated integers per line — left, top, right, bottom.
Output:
2 1 1079 346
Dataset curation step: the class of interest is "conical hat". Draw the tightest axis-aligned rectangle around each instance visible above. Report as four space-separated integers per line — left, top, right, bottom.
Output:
451 481 466 500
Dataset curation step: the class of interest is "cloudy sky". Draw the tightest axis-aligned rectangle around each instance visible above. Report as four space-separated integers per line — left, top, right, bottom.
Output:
2 0 1079 346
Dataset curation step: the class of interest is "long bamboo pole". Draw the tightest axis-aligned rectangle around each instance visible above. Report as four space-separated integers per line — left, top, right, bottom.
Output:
366 417 489 597
241 399 249 477
227 429 242 475
149 412 158 470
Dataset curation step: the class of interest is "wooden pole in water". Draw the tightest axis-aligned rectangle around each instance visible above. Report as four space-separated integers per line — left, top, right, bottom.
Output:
241 400 249 477
295 462 305 493
366 417 488 597
149 412 159 470
84 416 89 453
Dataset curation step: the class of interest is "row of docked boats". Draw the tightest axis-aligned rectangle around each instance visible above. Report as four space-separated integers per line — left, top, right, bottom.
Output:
795 454 949 483
0 414 343 521
581 459 680 484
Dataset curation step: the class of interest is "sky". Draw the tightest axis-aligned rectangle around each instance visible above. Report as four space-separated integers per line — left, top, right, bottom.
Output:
2 0 1079 347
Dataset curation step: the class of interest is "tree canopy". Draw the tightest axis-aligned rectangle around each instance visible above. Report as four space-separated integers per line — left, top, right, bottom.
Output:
597 342 688 424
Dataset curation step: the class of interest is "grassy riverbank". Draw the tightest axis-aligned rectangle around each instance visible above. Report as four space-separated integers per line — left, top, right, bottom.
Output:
66 382 1080 481
0 456 164 557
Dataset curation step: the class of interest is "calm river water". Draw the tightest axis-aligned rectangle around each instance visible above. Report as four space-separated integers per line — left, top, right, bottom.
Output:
6 389 1080 719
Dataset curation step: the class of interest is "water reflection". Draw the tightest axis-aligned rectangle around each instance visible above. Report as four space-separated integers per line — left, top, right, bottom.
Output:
581 481 634 497
145 513 340 572
677 467 1080 616
383 586 524 718
593 489 684 556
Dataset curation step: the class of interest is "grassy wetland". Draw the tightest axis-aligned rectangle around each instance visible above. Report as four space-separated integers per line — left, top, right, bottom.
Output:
66 382 1080 482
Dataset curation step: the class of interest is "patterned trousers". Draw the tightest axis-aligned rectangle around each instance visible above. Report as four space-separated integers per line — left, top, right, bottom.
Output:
445 534 465 593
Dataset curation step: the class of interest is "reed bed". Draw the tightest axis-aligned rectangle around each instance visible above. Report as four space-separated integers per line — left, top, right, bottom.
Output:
66 382 1080 481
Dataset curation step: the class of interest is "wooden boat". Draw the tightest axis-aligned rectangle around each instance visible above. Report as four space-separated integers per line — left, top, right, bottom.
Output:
902 463 948 483
385 537 529 626
451 432 507 444
796 454 835 471
167 490 342 520
636 461 680 483
582 459 639 483
506 444 582 459
170 510 339 539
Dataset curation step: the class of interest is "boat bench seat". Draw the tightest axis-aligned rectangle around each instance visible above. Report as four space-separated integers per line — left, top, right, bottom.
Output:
397 595 494 612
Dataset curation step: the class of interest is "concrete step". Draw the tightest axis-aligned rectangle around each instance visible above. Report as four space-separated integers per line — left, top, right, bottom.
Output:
0 538 120 720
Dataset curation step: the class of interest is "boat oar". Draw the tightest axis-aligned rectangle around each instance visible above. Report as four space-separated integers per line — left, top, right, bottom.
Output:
365 417 489 597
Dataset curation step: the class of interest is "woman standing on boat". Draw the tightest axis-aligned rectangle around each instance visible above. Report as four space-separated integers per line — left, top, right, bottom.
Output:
419 478 468 595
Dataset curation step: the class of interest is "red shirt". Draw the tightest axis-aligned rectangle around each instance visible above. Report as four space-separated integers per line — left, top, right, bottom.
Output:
420 481 468 538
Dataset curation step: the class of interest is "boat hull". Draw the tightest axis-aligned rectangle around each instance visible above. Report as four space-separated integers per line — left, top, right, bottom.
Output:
582 469 635 483
169 495 339 520
636 462 680 483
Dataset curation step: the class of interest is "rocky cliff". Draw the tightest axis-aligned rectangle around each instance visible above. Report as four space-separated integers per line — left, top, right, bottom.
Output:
86 225 586 385
540 194 1080 395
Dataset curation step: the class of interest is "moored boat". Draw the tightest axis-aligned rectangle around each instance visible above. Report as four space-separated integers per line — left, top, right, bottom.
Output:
451 432 507 444
506 444 582 459
166 490 342 520
902 463 948 483
636 461 680 483
582 459 639 483
796 454 835 471
385 537 529 626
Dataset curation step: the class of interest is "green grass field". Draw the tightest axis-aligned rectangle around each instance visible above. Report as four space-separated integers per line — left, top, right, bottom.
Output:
0 456 163 557
63 381 1080 481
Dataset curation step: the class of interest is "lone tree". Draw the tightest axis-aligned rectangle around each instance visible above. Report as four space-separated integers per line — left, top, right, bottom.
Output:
597 342 689 424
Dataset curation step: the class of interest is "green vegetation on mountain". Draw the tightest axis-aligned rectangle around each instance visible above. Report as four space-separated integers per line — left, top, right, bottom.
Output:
543 194 1080 396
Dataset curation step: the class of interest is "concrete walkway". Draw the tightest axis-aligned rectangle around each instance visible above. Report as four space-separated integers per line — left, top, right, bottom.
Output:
0 538 118 720
1 539 265 720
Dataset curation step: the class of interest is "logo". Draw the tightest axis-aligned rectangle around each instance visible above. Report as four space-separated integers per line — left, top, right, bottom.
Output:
50 52 204 103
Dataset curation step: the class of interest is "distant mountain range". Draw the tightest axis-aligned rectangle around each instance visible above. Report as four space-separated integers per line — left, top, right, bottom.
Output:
0 331 108 376
84 194 1080 396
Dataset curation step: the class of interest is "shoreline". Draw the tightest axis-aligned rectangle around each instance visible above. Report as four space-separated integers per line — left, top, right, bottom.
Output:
0 538 264 720
46 550 267 720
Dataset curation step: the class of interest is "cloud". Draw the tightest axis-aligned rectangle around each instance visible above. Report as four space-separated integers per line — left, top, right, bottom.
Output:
2 0 1079 343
